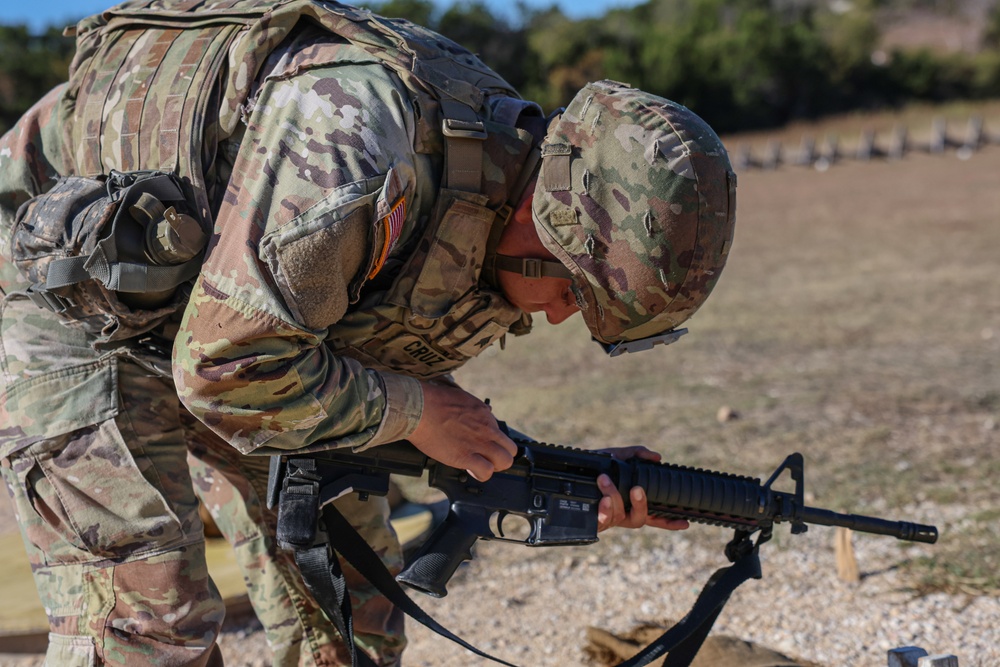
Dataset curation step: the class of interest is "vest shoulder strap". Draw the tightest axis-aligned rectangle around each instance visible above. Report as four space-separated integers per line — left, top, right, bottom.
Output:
62 0 522 215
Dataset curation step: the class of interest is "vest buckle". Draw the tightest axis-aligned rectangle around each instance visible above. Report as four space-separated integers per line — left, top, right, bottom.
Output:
442 118 487 140
25 285 74 314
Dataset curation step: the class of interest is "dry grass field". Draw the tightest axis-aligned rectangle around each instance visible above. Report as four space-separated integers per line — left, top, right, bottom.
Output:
393 141 1000 667
455 141 1000 597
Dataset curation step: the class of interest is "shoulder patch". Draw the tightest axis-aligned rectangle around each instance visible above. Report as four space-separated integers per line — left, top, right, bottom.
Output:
369 197 406 279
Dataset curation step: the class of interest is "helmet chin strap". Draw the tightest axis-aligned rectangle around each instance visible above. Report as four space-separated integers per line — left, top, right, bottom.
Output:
484 110 574 287
483 140 559 287
493 254 573 280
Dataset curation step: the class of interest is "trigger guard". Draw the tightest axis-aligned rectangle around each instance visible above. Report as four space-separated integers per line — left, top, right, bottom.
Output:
496 510 509 538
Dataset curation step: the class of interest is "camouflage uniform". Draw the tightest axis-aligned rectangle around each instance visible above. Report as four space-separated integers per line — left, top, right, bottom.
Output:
0 106 406 665
0 2 541 665
0 2 736 666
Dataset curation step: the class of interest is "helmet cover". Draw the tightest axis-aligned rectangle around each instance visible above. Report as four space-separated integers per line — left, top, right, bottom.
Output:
531 80 737 345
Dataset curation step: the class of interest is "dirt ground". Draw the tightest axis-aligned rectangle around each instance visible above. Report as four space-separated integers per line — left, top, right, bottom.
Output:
427 144 1000 664
0 139 998 665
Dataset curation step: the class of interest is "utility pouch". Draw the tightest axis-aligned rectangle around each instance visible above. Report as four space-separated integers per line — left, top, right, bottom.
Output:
273 456 323 551
12 170 206 345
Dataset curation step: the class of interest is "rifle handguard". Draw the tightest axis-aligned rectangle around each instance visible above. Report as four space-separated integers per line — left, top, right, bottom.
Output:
626 455 938 544
626 459 765 530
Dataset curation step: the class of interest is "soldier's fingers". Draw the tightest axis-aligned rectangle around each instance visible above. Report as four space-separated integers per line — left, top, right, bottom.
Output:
490 429 518 461
464 454 495 482
634 485 688 531
599 446 662 463
597 474 626 529
597 496 613 531
621 487 649 529
475 433 515 472
630 447 662 463
647 517 689 531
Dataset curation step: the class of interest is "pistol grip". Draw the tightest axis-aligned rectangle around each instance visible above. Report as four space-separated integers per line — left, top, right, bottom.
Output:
395 510 481 598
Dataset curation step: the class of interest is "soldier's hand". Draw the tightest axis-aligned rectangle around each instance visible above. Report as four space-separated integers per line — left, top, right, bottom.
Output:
595 446 690 532
408 382 517 482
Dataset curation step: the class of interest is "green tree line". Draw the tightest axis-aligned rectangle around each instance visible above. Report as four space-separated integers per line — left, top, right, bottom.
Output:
3 0 1000 136
0 25 76 136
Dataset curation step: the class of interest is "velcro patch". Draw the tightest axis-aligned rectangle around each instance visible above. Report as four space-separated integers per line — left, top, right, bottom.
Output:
368 197 406 279
551 207 578 227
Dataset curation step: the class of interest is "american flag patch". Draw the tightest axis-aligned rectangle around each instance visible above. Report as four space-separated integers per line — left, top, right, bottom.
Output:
368 197 406 279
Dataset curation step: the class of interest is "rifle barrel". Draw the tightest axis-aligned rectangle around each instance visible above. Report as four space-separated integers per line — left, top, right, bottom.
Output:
797 506 938 544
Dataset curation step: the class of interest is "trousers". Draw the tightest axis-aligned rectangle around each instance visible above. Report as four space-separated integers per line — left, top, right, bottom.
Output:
0 296 405 666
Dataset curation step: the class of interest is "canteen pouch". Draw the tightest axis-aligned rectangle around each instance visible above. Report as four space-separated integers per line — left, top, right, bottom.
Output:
12 170 205 346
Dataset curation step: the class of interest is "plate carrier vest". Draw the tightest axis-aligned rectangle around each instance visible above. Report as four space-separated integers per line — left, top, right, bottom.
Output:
13 0 540 374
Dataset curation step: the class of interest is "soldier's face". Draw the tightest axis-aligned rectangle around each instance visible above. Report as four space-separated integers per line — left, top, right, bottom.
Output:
502 274 579 324
496 189 580 325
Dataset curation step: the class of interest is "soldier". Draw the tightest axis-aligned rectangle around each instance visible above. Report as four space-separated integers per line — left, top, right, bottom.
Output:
0 1 735 666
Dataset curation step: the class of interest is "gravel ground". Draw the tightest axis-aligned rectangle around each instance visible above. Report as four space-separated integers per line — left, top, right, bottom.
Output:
391 502 997 667
1 501 994 667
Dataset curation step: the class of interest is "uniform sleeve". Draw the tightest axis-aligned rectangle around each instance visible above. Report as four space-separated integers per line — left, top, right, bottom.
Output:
0 85 69 294
173 62 425 455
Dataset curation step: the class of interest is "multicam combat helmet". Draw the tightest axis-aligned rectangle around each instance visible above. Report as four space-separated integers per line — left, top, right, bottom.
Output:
531 80 737 354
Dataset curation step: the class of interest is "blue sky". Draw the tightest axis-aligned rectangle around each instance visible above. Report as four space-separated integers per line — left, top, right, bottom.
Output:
2 0 644 32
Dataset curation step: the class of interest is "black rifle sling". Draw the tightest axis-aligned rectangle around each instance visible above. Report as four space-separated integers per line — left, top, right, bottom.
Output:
293 541 377 667
618 547 763 667
298 502 762 667
318 504 520 667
